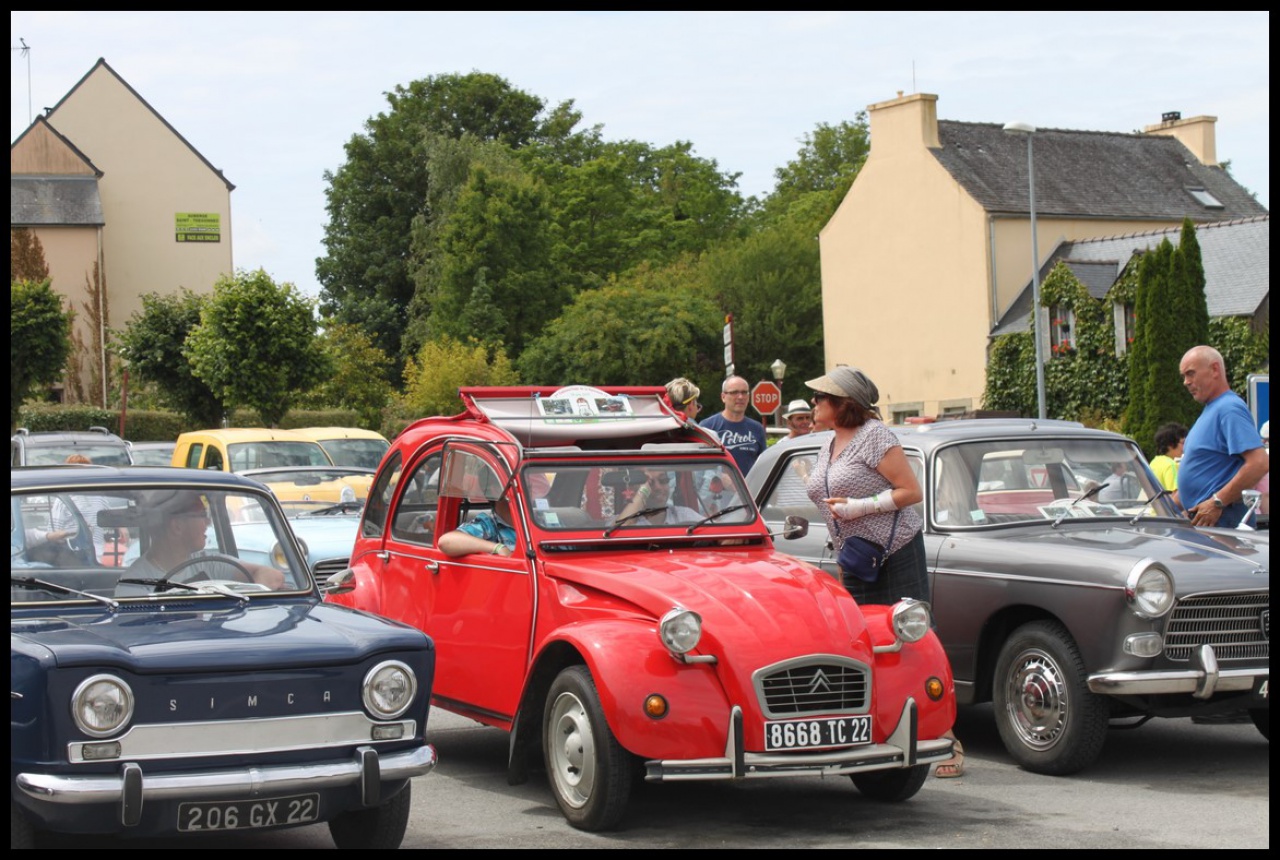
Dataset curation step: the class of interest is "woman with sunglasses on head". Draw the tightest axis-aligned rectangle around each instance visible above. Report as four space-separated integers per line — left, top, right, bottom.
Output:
805 365 964 778
665 377 702 421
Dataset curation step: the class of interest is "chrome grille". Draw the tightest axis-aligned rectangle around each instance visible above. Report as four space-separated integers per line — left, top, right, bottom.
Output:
1164 592 1269 662
311 557 350 587
754 657 870 718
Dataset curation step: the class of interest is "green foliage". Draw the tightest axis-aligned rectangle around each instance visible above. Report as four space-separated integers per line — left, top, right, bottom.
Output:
316 72 564 366
185 269 329 428
763 114 870 220
982 332 1035 415
301 323 394 429
115 288 227 427
396 336 519 424
11 228 50 283
12 279 73 432
1209 316 1269 396
517 258 722 389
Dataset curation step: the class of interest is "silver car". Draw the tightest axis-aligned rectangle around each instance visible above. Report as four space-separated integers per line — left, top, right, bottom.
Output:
746 418 1269 775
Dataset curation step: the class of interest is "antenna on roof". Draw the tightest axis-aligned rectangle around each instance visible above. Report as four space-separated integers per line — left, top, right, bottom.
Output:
17 37 32 125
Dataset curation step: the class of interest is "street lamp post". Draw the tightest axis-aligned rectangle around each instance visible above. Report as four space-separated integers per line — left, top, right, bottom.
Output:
1003 121 1047 420
770 359 787 428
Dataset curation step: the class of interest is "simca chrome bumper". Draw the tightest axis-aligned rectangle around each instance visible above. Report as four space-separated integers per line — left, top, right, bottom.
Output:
1088 644 1268 700
17 744 437 827
644 698 953 781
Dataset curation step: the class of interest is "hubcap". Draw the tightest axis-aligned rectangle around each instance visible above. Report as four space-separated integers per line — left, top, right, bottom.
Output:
547 691 596 808
1004 647 1069 750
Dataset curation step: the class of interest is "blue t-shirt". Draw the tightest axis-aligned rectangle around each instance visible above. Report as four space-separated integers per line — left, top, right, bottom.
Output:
1179 390 1263 523
700 413 768 475
458 512 517 549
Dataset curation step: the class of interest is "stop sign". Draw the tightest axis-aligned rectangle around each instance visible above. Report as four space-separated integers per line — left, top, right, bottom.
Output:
751 380 782 416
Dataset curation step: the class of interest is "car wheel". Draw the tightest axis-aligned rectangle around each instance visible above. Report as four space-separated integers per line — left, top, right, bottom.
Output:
850 764 929 802
1249 709 1269 741
327 782 412 849
11 802 35 850
993 620 1109 775
543 665 632 831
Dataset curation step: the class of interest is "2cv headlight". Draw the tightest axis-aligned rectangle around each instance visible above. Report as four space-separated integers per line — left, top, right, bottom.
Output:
659 607 703 656
891 599 932 643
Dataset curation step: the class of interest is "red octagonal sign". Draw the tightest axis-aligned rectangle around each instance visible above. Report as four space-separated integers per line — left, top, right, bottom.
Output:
751 380 782 416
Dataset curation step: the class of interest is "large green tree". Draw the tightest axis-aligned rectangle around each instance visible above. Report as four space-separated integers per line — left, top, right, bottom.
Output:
395 336 519 425
116 289 227 427
11 279 73 431
762 114 870 220
300 323 395 430
316 72 567 365
185 269 329 427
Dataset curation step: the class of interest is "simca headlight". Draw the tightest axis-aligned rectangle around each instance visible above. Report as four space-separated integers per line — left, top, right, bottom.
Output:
71 674 134 738
362 660 417 719
659 607 703 655
891 599 932 643
1125 561 1174 619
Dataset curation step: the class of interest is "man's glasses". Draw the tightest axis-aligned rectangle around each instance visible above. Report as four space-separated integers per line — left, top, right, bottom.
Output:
723 389 750 396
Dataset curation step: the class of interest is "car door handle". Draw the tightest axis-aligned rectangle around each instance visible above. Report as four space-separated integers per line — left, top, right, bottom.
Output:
425 560 439 574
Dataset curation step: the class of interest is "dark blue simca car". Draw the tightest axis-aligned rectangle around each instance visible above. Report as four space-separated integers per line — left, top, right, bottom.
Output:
11 466 436 848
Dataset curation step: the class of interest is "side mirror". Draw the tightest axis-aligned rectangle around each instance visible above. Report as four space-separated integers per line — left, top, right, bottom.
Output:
322 567 356 595
779 515 809 540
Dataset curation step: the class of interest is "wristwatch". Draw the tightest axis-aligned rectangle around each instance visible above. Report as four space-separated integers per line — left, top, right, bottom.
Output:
1211 494 1225 509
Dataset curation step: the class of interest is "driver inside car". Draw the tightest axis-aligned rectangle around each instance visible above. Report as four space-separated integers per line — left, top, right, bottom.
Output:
126 490 285 589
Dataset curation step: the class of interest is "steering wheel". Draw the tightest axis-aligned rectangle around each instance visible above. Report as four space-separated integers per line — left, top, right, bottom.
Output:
159 553 255 585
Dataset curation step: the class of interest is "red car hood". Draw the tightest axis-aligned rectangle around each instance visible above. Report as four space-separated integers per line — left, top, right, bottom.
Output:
539 547 875 662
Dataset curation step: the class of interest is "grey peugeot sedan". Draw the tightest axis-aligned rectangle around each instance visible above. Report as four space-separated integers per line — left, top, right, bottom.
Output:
746 418 1269 775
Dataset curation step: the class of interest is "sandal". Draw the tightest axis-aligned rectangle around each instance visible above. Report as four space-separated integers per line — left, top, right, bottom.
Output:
934 739 965 779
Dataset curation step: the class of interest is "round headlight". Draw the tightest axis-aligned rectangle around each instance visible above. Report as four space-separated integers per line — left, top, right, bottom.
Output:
891 599 932 643
659 607 702 655
1126 561 1174 619
362 660 417 719
72 674 134 738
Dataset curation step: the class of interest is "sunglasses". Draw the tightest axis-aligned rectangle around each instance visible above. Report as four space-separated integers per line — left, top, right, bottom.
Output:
649 474 672 485
811 392 836 403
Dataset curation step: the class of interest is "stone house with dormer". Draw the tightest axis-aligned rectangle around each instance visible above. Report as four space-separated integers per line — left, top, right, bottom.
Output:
818 92 1267 422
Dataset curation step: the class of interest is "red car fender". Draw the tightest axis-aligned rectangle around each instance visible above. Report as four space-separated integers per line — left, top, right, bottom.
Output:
860 606 957 739
541 619 734 761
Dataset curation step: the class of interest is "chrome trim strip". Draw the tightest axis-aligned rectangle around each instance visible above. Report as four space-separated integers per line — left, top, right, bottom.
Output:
18 744 437 807
67 712 417 763
930 566 1119 591
1088 668 1264 695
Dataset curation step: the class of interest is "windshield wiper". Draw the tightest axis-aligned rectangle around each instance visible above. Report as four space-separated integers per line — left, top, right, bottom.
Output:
12 576 119 610
1052 482 1108 529
686 504 749 534
603 507 668 537
116 577 249 602
1130 488 1173 525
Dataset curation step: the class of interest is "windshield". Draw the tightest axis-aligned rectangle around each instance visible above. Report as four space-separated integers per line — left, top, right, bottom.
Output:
317 438 389 470
226 441 330 470
522 461 755 532
12 486 311 604
932 437 1179 527
23 443 132 466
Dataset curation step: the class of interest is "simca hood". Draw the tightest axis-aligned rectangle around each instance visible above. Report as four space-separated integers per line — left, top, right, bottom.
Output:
943 522 1268 591
540 549 871 657
10 602 430 672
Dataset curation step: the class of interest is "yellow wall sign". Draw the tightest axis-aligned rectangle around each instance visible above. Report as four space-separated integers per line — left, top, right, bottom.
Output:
175 212 221 242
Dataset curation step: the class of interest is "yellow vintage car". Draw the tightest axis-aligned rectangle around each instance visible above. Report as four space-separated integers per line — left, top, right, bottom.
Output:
292 427 390 470
172 429 376 501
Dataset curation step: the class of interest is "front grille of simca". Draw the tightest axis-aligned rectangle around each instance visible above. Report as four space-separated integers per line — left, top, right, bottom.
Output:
1164 592 1270 662
754 657 870 718
311 558 350 587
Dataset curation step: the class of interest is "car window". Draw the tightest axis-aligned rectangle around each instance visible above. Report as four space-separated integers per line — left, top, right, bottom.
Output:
362 451 403 539
318 438 389 470
184 442 204 469
391 453 442 545
205 445 225 471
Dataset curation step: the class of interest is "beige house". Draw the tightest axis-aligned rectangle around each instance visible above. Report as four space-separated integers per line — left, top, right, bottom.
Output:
10 58 234 404
818 92 1267 422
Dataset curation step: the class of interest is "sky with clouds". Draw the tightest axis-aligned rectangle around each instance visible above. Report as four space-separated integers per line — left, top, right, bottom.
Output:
11 11 1269 299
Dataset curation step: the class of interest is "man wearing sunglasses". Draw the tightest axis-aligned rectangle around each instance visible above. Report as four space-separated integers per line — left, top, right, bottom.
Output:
613 470 702 526
699 375 768 475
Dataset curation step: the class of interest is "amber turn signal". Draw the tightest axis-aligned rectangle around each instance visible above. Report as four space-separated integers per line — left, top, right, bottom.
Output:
644 694 669 719
925 677 945 701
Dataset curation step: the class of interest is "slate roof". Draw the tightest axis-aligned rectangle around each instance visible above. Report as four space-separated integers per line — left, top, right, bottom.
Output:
992 215 1269 337
933 121 1267 222
11 175 104 226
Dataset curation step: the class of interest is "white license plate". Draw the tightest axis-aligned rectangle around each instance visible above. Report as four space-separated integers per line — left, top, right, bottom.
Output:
177 793 319 832
764 715 872 751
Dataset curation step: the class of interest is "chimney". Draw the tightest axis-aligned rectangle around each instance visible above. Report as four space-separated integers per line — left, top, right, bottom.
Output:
1144 113 1218 166
867 92 941 154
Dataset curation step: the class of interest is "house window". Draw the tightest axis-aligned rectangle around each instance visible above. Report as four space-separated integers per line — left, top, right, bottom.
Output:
1049 306 1076 355
1115 302 1136 355
889 403 922 425
1185 186 1224 209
